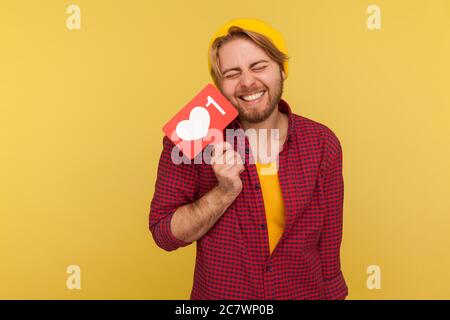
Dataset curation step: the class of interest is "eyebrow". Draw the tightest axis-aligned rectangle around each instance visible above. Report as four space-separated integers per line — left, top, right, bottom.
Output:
222 59 269 76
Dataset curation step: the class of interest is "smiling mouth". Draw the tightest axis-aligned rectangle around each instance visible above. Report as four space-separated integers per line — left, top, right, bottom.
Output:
238 90 266 103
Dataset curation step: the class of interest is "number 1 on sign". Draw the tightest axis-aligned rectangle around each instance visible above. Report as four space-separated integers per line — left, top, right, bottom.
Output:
206 95 226 115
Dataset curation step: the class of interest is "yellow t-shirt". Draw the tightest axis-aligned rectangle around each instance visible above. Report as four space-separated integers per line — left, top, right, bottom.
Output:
255 161 286 255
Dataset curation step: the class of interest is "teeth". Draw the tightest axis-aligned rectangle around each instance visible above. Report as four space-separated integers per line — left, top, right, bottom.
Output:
241 91 264 101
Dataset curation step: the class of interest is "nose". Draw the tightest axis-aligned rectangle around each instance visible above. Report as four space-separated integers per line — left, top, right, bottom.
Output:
239 70 256 89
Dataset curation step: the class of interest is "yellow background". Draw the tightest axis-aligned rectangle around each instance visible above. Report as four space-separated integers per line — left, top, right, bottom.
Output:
1 0 449 299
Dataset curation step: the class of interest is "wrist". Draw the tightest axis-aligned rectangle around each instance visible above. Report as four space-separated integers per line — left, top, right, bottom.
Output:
214 185 239 207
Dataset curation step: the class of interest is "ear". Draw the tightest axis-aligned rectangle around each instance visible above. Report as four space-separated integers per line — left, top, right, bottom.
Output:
281 70 286 80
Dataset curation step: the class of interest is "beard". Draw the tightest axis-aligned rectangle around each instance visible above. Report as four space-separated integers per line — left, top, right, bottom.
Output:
232 72 284 124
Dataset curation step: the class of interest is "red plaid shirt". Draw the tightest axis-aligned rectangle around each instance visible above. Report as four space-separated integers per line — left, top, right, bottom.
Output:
149 99 348 300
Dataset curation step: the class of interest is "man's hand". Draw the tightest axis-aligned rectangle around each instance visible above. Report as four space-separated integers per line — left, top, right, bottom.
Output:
211 142 245 202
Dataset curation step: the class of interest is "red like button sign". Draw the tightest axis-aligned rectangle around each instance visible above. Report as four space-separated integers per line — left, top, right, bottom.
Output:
163 84 239 160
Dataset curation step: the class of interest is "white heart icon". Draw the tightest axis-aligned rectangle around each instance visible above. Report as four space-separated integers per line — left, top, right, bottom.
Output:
175 106 210 141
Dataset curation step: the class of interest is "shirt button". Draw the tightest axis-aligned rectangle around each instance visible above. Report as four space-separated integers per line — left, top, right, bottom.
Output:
254 183 260 190
265 265 271 272
260 223 266 229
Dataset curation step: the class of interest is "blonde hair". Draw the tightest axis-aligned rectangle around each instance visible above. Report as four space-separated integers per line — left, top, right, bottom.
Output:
209 26 289 86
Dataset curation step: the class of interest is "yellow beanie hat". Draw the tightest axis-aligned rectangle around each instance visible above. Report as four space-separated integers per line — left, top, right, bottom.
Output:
207 17 289 80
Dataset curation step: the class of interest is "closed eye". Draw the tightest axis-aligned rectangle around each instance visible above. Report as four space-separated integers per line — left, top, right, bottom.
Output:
225 73 240 79
252 65 267 72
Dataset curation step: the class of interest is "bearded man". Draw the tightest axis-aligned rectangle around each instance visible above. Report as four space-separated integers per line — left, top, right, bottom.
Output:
149 18 348 300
